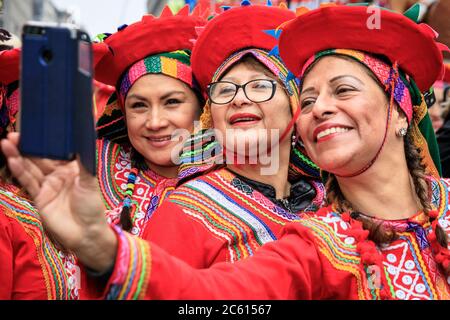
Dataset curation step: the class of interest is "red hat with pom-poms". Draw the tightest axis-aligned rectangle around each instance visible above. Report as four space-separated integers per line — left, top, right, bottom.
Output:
278 3 448 92
93 5 208 87
191 1 295 92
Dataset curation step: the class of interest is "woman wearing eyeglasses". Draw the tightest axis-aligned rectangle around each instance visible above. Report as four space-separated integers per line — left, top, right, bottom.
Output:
31 3 450 300
3 3 449 300
0 4 324 298
136 3 324 268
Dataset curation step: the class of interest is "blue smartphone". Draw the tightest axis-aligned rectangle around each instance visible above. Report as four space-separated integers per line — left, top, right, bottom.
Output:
20 22 96 175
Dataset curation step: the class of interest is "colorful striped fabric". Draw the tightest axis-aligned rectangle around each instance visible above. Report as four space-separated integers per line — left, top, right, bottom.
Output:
0 183 78 300
106 225 150 300
118 51 193 106
97 139 177 236
166 168 323 262
102 176 450 300
300 176 450 300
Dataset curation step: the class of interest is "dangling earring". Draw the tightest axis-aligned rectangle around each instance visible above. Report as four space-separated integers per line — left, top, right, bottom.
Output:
292 134 297 147
396 127 407 137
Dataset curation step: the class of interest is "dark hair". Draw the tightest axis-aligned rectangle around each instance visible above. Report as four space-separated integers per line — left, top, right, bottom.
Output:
0 28 12 41
118 147 148 231
443 86 450 122
0 29 13 51
191 75 206 109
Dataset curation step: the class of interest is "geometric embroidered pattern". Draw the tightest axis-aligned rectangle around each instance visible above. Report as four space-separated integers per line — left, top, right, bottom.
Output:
0 184 79 299
97 139 177 236
300 177 450 299
168 168 314 262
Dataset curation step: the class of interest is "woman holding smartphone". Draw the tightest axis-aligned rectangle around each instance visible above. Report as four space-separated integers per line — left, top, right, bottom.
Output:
5 3 449 300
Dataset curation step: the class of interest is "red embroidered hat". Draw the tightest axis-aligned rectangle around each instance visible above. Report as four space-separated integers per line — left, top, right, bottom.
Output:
278 4 448 92
191 4 295 91
0 48 20 85
93 5 208 87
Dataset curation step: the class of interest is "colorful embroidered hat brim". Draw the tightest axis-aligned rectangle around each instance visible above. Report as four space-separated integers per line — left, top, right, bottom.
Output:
94 5 208 87
178 3 321 184
191 4 295 92
278 4 447 92
0 48 20 85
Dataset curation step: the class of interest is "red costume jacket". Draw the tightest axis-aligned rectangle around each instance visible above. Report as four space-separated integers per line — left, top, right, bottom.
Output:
142 168 324 268
90 177 450 300
0 183 78 299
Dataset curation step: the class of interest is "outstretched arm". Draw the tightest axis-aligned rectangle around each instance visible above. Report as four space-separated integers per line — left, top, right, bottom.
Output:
103 223 323 300
2 133 326 300
1 132 116 272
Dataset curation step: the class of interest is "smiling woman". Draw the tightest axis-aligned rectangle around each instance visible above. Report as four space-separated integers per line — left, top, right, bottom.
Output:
298 55 397 177
103 3 448 300
92 8 206 236
3 2 450 301
209 60 292 161
139 3 324 270
124 74 200 173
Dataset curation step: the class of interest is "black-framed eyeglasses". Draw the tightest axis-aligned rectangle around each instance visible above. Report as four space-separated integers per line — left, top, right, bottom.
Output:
207 79 277 105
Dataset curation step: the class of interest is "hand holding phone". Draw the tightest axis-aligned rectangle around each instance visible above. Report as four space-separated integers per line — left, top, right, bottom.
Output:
20 22 96 175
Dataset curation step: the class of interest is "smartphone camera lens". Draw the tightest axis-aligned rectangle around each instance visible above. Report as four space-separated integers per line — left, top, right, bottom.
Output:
41 49 53 64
